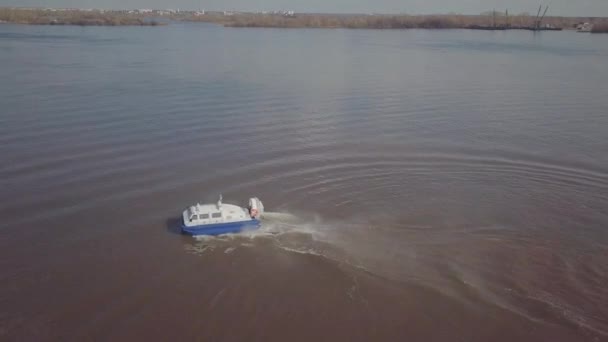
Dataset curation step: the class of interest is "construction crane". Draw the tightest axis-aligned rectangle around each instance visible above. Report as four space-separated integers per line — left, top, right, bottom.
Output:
533 4 550 30
538 5 549 29
533 5 542 29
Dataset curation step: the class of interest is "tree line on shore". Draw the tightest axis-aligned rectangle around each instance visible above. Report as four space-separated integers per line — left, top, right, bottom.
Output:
592 23 608 32
0 8 161 26
187 12 608 30
1 8 607 30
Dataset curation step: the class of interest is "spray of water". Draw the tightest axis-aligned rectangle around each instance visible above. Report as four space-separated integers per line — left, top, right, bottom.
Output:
182 211 608 337
185 210 369 269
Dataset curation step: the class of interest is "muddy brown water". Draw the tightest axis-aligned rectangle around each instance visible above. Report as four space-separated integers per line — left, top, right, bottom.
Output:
1 24 607 341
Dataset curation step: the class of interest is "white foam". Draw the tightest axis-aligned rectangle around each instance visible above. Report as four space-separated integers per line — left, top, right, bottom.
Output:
184 244 215 255
276 245 323 257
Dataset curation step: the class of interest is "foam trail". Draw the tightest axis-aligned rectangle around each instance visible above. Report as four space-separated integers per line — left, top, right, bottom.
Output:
259 211 327 238
261 211 299 221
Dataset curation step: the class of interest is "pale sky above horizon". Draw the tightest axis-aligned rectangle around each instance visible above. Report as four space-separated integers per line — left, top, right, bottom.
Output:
1 0 607 17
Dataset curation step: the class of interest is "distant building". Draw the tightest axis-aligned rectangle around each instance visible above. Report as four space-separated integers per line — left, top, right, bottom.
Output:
577 22 593 32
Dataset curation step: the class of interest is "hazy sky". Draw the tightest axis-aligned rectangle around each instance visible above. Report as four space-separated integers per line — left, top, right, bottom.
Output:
2 0 607 16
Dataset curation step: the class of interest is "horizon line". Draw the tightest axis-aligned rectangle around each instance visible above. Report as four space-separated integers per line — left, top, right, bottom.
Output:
1 6 606 18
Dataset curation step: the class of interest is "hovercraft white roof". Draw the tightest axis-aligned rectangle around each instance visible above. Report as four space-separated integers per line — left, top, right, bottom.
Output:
182 195 263 227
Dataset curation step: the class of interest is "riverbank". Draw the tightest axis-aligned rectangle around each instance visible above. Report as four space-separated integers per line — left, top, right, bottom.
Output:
592 23 608 33
2 8 607 30
0 8 162 26
185 12 608 31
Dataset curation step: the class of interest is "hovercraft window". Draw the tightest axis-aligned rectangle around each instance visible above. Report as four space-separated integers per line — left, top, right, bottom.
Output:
190 215 198 221
211 212 222 218
200 214 209 219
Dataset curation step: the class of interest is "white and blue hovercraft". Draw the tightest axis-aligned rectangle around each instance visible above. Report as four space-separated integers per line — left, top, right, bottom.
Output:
181 195 264 236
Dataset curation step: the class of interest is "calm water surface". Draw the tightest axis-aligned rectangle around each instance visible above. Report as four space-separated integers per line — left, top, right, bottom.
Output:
1 23 608 341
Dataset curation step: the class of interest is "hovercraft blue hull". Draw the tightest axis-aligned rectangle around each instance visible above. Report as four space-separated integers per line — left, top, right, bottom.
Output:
181 219 261 236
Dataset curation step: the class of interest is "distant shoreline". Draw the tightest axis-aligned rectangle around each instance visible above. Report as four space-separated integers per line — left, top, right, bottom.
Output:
0 8 163 26
187 12 608 32
1 8 608 30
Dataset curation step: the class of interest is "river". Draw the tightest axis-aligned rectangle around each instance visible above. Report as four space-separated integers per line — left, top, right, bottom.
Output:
1 23 607 341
